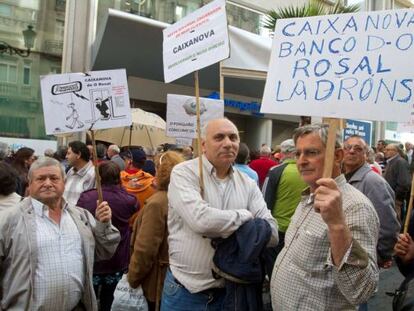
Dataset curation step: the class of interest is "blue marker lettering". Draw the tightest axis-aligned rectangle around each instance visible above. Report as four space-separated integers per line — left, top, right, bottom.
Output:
374 78 396 104
338 77 358 100
279 42 293 57
315 80 334 100
398 79 413 103
314 59 331 77
359 78 374 100
282 22 296 37
335 58 350 75
328 38 340 53
396 33 413 51
292 58 310 79
352 56 372 75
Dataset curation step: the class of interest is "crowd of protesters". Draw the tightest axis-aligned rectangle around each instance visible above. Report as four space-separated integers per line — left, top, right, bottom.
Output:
1 119 414 311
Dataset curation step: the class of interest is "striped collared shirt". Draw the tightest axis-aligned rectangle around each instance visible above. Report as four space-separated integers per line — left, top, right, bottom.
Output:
31 198 84 311
167 155 278 293
271 175 379 310
64 161 95 206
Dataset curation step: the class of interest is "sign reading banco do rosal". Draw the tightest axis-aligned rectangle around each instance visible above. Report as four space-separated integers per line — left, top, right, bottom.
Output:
40 69 132 135
163 0 230 83
261 9 414 122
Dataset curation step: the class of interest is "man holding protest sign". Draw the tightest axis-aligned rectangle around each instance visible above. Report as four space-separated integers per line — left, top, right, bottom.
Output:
270 124 379 310
162 118 278 310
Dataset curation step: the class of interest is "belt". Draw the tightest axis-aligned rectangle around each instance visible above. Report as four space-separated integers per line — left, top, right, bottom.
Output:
172 274 225 295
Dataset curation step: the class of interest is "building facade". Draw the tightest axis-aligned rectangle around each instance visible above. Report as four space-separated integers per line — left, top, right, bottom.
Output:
0 0 412 151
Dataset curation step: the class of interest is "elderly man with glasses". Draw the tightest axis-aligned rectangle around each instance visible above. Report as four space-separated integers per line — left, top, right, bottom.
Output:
270 125 379 311
343 135 400 269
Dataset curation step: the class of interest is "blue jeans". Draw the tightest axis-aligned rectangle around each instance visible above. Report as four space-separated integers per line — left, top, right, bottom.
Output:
160 269 225 311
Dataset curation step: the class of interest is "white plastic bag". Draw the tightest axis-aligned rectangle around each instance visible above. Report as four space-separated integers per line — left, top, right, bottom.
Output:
111 274 148 311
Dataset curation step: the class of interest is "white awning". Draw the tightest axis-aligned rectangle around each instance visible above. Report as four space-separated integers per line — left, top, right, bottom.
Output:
92 9 272 99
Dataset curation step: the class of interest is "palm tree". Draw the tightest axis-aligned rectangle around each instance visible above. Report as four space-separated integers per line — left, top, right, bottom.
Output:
264 0 360 33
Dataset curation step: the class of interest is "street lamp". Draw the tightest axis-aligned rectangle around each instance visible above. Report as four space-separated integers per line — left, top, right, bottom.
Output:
0 25 37 57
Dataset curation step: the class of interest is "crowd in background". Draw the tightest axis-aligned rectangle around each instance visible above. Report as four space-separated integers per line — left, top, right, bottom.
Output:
1 126 414 311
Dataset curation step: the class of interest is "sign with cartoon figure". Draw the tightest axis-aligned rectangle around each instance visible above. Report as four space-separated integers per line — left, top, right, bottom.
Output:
166 94 224 138
163 0 229 83
261 9 414 122
40 69 132 135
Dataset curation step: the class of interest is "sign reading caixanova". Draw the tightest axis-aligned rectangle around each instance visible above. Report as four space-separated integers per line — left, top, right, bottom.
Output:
163 0 230 83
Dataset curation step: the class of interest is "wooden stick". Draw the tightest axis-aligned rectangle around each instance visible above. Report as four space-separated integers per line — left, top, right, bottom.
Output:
403 174 414 233
90 130 103 203
219 61 224 100
322 118 340 178
194 71 205 197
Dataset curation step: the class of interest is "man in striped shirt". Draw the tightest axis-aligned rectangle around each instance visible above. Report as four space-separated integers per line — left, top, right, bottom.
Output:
161 118 278 310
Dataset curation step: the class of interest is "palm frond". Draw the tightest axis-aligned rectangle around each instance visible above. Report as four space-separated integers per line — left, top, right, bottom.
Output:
264 0 360 32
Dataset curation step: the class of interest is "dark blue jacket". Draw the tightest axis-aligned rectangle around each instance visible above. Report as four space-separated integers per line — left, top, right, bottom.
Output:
212 218 271 311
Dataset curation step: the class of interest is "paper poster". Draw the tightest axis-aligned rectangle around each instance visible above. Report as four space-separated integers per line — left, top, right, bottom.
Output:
40 69 131 135
261 9 414 122
163 0 230 83
166 94 224 138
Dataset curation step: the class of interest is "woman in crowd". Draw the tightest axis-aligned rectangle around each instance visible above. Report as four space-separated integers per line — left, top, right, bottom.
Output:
128 151 184 311
11 147 35 196
0 162 21 210
77 161 138 311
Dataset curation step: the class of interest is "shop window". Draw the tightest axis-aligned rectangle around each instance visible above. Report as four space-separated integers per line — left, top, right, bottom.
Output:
0 62 17 83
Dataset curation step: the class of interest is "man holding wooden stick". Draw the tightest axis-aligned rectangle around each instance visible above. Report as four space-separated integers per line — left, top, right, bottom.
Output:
162 118 278 310
270 124 379 310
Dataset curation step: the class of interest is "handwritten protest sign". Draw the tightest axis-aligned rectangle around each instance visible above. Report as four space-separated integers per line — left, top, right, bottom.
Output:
398 103 414 133
261 9 414 122
163 0 229 83
40 69 131 135
166 94 224 138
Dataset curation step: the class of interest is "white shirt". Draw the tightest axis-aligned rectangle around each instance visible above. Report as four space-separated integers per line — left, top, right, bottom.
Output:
32 198 84 311
167 155 278 293
0 192 21 211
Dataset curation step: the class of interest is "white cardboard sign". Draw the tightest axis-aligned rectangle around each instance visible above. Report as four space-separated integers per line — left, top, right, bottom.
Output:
163 0 230 83
261 9 414 122
398 103 414 133
166 94 224 138
40 69 132 135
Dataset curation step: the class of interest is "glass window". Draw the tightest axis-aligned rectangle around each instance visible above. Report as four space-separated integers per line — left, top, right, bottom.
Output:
0 63 18 83
23 66 31 85
0 64 7 81
0 4 12 16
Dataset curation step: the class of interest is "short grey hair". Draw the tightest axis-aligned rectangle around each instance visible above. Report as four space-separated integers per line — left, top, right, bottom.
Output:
28 157 66 182
280 139 296 154
108 144 120 154
293 124 342 148
260 145 272 155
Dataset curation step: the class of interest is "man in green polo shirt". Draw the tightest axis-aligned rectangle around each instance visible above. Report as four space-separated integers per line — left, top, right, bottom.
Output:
262 138 307 274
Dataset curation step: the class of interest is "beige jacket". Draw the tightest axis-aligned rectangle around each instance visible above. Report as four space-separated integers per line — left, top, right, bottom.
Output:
0 197 120 311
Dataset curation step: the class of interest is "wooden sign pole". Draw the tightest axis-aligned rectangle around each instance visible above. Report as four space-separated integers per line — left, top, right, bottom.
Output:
322 118 341 178
194 71 205 197
403 175 414 233
90 129 103 203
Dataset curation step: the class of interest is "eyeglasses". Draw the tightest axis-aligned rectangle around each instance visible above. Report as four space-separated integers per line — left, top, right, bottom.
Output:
343 144 365 153
295 148 322 159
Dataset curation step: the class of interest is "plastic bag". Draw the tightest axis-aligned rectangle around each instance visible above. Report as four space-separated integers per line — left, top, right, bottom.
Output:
111 274 148 311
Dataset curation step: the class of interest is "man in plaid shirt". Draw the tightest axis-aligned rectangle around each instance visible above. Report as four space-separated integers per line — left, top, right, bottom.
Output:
64 141 96 206
270 124 379 310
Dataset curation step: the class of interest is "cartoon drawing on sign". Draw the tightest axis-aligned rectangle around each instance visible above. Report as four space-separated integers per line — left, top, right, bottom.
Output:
95 97 111 120
66 102 84 129
183 98 207 116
